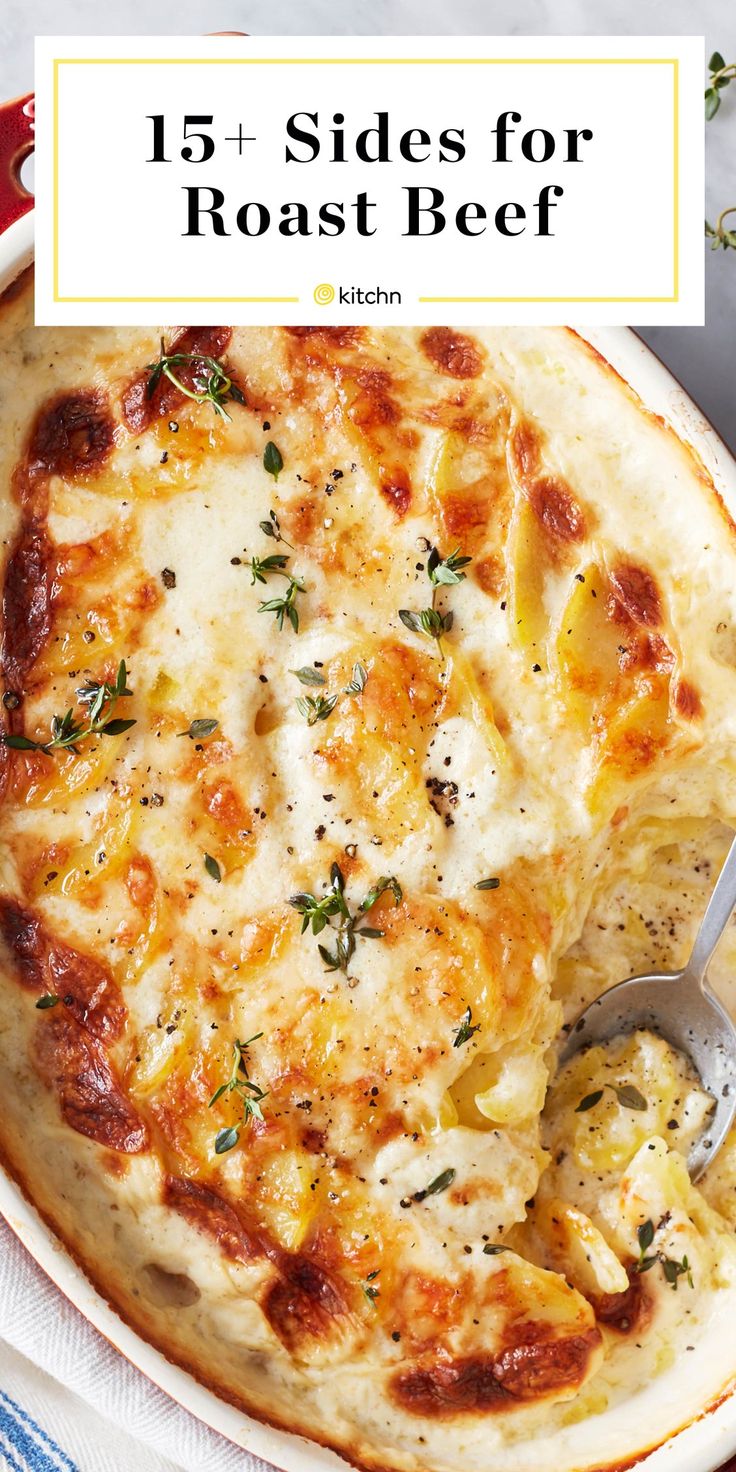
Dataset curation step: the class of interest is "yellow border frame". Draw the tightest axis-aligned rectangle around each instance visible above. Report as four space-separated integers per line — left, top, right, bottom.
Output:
52 56 679 305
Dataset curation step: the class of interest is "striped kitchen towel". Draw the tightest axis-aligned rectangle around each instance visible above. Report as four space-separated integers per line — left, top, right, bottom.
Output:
0 1217 270 1472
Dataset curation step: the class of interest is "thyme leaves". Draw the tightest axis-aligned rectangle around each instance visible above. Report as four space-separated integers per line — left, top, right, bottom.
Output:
263 442 284 481
705 50 736 119
399 545 470 661
178 718 219 740
209 1034 268 1153
145 340 245 421
296 693 338 727
361 1269 381 1306
2 661 135 757
575 1083 648 1114
453 1006 481 1048
635 1219 694 1291
289 862 402 974
290 661 368 727
249 551 304 631
259 508 292 546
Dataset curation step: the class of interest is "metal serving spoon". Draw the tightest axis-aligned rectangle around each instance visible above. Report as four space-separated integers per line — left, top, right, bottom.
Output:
559 833 736 1180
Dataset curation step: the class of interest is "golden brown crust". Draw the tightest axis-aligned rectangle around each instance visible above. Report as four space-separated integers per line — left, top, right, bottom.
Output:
390 1327 602 1415
121 326 232 433
35 1009 148 1152
0 898 126 1038
2 519 55 690
419 328 485 381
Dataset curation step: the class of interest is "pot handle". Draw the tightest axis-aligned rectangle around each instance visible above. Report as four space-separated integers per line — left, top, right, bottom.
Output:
0 39 246 238
0 92 34 237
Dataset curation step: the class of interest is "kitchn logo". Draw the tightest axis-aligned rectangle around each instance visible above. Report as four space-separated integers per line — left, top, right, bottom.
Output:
313 282 402 306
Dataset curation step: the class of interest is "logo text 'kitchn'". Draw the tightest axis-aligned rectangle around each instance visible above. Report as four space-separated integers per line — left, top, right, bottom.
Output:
336 286 401 306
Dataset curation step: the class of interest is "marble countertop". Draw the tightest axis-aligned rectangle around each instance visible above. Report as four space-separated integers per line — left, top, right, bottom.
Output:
1 0 733 448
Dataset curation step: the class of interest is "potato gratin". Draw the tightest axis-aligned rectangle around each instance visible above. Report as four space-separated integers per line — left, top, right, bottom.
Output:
1 271 736 1472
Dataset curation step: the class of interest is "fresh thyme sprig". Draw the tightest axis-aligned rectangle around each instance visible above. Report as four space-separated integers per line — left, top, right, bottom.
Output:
705 52 736 250
361 1269 381 1307
209 1034 268 1154
344 662 368 696
453 1006 481 1048
399 606 454 650
705 50 736 119
635 1219 694 1291
145 339 245 421
260 577 305 633
296 693 338 727
399 545 471 661
361 874 403 910
259 508 292 546
427 546 472 587
1 661 135 756
661 1253 694 1290
289 862 402 974
291 661 368 727
250 553 290 584
249 554 305 632
706 208 736 252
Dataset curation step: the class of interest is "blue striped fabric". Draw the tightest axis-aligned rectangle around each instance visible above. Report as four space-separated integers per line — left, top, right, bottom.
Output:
0 1390 79 1472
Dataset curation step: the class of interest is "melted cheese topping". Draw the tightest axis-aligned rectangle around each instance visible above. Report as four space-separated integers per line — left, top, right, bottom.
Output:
1 280 736 1472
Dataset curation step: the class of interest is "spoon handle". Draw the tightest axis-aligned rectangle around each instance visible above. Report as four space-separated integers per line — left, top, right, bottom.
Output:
687 832 736 986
